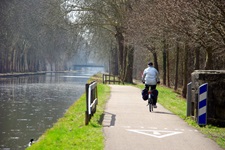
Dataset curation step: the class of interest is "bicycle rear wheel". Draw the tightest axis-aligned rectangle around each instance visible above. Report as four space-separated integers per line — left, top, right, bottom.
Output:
148 99 153 112
148 98 153 112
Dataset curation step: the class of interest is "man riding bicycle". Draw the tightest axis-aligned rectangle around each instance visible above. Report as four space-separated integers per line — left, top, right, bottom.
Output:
142 62 160 108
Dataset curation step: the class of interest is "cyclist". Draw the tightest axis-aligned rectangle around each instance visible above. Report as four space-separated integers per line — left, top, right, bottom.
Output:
142 62 160 108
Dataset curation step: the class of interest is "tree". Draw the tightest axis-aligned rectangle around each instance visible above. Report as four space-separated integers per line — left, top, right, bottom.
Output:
62 0 135 83
126 0 225 96
0 0 83 73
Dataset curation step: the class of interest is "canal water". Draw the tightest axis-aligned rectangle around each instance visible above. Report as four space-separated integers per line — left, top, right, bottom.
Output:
0 67 104 149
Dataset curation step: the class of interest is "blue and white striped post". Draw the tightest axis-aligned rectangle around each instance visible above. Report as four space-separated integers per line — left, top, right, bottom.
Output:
198 83 208 125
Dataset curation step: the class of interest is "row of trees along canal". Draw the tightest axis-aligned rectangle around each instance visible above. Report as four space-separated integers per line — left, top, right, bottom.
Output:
1 0 225 97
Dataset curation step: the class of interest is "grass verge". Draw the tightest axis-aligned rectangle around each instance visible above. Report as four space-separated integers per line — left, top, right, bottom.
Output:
27 74 110 150
136 84 225 149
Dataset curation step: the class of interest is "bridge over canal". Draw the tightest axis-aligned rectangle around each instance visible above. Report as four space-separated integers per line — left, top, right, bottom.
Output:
73 64 104 70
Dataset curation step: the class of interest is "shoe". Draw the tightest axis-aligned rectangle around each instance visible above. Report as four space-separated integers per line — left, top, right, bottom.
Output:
153 105 157 108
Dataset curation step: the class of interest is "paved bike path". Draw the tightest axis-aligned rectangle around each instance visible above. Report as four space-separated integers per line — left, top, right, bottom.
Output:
103 85 223 150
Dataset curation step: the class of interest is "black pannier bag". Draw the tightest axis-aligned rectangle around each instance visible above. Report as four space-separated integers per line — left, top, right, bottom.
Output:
151 89 158 104
151 89 158 99
142 88 148 100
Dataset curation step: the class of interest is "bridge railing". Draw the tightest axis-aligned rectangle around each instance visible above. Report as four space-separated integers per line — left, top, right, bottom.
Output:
85 81 98 125
102 74 121 84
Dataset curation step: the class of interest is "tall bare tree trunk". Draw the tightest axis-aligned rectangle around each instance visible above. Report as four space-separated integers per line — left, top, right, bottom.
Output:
182 43 188 98
153 52 159 71
166 49 170 87
205 46 213 70
124 45 134 83
194 47 200 70
12 48 17 72
174 41 179 91
22 41 29 72
8 48 13 72
110 46 119 75
115 27 125 82
146 46 159 71
5 49 9 73
162 39 167 85
24 48 29 72
122 44 128 82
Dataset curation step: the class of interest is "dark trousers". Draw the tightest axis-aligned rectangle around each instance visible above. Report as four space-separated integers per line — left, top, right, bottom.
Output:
145 84 157 105
145 84 156 91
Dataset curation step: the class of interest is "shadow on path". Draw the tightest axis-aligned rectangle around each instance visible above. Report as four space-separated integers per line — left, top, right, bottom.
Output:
153 111 175 115
99 111 116 127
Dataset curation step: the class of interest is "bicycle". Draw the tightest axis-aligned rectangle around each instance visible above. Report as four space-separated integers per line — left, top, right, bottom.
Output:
142 82 159 112
147 90 154 112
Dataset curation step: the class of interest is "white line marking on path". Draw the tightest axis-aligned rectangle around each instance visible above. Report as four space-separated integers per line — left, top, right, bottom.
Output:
127 129 183 138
